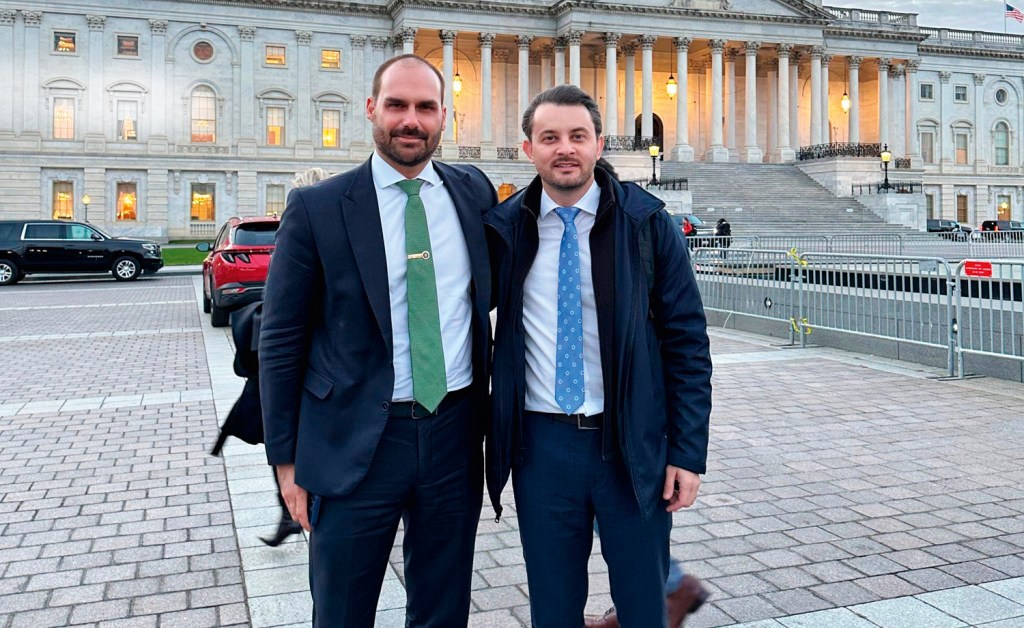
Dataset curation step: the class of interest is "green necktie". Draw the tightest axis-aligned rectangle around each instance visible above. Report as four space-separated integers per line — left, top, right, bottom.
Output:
396 178 447 412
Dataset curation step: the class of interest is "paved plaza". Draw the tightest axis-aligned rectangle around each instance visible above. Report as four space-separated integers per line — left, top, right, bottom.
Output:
1 273 1024 627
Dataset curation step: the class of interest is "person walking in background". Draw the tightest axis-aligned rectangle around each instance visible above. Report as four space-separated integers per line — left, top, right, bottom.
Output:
259 55 496 627
485 85 713 628
715 217 732 259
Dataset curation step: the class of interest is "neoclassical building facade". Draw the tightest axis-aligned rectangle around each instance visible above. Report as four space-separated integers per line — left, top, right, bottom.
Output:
0 0 1021 238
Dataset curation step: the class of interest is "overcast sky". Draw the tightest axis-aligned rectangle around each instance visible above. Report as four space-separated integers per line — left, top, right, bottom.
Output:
829 0 1022 33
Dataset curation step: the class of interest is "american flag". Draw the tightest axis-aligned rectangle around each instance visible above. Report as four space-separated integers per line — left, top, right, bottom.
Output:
1007 3 1024 22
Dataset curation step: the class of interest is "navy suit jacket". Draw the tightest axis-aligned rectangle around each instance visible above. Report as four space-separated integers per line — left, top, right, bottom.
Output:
258 157 496 497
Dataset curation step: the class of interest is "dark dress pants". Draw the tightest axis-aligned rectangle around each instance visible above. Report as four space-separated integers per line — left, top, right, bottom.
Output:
307 394 483 627
513 413 671 628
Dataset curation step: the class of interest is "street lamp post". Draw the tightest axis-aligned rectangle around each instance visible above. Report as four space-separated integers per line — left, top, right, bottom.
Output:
81 194 91 221
879 143 892 192
649 144 660 186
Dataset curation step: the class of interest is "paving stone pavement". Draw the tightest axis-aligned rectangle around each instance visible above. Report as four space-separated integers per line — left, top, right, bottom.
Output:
2 274 1024 627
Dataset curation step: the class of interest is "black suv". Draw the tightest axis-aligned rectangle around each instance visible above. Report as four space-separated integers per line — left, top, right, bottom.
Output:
926 219 972 241
979 220 1024 241
0 220 163 285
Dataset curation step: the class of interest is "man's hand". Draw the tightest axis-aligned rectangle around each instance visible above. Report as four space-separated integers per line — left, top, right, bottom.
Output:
663 466 701 512
276 464 311 531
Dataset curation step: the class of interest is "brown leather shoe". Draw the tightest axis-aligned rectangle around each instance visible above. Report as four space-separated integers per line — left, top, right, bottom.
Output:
584 575 710 628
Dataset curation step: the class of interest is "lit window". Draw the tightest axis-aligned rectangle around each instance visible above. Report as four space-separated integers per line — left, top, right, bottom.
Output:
54 32 76 53
52 182 74 219
322 109 340 148
321 49 341 69
53 97 75 139
267 185 285 215
116 183 138 221
954 85 968 103
265 45 286 66
191 183 215 222
955 133 969 164
997 195 1012 219
191 86 216 143
919 83 933 101
920 131 935 164
994 122 1010 166
117 100 138 141
267 107 285 146
117 35 139 57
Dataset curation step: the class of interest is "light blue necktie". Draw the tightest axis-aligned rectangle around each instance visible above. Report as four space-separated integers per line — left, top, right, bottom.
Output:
554 206 585 415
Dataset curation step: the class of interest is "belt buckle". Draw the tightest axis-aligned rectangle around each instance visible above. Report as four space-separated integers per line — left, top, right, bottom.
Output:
576 414 598 430
411 402 434 420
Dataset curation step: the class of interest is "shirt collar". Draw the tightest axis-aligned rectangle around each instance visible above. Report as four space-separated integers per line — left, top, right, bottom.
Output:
371 150 441 191
539 179 600 219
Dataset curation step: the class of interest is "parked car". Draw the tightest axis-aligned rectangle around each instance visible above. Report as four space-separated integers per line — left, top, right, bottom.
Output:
670 213 716 247
200 216 280 327
0 220 162 285
926 219 973 241
979 220 1024 241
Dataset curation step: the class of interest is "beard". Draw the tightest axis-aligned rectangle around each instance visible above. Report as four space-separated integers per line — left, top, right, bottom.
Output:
372 123 442 168
539 160 594 193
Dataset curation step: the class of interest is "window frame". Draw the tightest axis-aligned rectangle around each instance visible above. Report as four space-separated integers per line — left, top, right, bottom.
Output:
993 121 1011 166
320 48 342 71
264 44 288 67
115 34 140 58
115 182 139 221
52 31 78 55
265 106 286 146
190 183 217 222
321 108 341 148
919 82 934 101
51 181 74 220
52 96 76 140
954 132 969 165
954 84 969 103
190 85 218 144
920 129 936 164
266 184 286 215
116 100 139 142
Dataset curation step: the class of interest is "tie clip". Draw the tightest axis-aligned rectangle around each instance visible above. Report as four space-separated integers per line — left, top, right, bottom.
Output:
407 251 431 261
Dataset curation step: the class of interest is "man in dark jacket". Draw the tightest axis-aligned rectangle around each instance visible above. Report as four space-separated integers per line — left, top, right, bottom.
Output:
484 85 712 627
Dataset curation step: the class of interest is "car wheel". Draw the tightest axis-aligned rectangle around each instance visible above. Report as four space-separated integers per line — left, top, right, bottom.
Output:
203 279 212 314
210 301 230 327
112 256 141 281
0 259 20 285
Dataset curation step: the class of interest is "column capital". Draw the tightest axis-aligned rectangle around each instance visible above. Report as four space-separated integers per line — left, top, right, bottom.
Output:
439 30 457 45
891 63 905 78
776 43 793 58
689 60 706 73
296 30 313 45
848 55 863 69
745 41 761 55
86 15 106 31
541 44 554 58
478 32 496 47
709 39 726 53
791 51 804 64
878 57 891 71
566 30 584 46
553 36 567 51
603 32 621 47
821 54 832 66
516 35 534 50
766 59 779 71
620 41 637 56
351 35 367 47
974 72 987 86
594 52 606 65
533 51 547 64
493 48 510 62
725 47 740 61
639 34 657 50
906 58 921 72
21 11 41 26
673 37 692 51
396 27 417 44
149 19 168 34
370 36 389 50
810 45 825 58
939 71 951 83
0 10 15 25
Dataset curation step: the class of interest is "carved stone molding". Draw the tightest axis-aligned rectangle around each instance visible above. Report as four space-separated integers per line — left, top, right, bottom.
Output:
239 26 256 41
1 10 17 25
594 52 606 65
849 55 863 69
689 60 706 73
745 41 760 55
396 27 416 44
776 43 793 58
566 30 583 46
878 57 891 71
673 37 692 52
351 35 367 47
478 32 495 47
709 38 725 53
891 63 905 78
553 36 566 51
516 35 533 50
439 30 456 45
766 59 779 71
493 48 510 62
370 36 389 50
974 72 987 85
603 32 621 47
725 47 739 61
810 45 825 58
21 11 41 26
541 44 553 58
86 15 106 31
296 30 312 45
619 41 637 56
821 54 832 66
906 58 921 72
939 71 952 83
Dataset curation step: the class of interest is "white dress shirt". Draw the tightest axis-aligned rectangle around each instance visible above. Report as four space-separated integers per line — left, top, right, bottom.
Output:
523 181 605 416
370 151 474 401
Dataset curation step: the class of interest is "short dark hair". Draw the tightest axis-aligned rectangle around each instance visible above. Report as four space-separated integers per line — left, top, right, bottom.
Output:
521 84 603 139
370 54 445 105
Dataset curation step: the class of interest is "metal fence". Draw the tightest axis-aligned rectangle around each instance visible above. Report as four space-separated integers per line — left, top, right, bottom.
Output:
691 248 1024 378
689 233 1024 259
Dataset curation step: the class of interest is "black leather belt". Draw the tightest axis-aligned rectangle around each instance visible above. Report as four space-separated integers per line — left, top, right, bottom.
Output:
387 387 470 419
531 411 603 430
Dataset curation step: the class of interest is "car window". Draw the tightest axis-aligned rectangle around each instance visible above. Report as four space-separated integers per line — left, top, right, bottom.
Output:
0 222 19 240
213 224 230 250
233 223 279 246
1011 222 1024 229
67 224 99 240
24 223 66 239
686 215 706 227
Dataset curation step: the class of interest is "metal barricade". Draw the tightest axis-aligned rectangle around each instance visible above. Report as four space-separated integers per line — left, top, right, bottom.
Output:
953 259 1024 377
826 234 903 256
752 235 830 253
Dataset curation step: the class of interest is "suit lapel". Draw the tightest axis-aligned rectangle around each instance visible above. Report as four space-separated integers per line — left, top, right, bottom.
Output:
434 163 489 302
343 158 393 355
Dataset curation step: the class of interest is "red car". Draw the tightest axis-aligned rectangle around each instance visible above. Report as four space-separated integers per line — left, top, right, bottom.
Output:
199 216 280 327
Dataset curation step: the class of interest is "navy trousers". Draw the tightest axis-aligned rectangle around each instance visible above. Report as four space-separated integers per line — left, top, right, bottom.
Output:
307 394 483 627
513 413 671 628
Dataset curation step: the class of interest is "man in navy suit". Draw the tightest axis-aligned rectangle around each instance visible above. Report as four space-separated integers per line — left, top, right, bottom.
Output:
259 55 496 627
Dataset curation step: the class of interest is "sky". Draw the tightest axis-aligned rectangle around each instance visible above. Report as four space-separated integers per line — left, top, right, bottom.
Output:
829 0 1023 34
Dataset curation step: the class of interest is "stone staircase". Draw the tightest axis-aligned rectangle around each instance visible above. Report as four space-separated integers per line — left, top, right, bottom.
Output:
657 161 919 236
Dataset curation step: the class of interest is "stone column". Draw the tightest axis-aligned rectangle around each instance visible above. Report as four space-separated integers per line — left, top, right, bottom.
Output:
821 54 832 142
0 10 14 136
906 59 919 162
639 35 656 140
725 47 738 154
85 15 106 151
540 45 553 90
775 44 793 162
603 33 620 137
440 30 456 148
766 59 778 158
878 58 890 146
494 49 510 146
743 41 762 162
397 27 416 55
295 30 313 157
974 72 987 170
672 37 693 161
790 54 800 151
479 34 496 158
809 45 823 146
553 37 566 85
706 39 728 161
568 31 582 87
622 43 636 138
848 56 861 144
939 71 952 167
20 11 40 139
147 19 169 151
891 63 906 156
350 35 367 148
517 35 533 138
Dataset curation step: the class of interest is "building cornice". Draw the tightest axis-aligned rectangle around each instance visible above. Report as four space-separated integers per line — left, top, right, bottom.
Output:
919 44 1024 62
824 26 929 44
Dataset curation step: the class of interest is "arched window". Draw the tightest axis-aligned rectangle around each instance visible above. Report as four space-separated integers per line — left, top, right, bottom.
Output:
190 86 217 143
994 122 1010 166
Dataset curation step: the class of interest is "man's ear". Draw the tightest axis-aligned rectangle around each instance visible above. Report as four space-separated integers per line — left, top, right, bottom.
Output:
441 105 447 132
365 97 375 122
522 138 534 162
596 134 604 159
